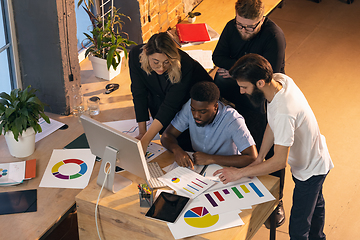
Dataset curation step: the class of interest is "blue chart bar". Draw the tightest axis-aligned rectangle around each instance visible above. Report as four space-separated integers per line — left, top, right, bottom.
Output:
249 182 264 197
187 184 199 191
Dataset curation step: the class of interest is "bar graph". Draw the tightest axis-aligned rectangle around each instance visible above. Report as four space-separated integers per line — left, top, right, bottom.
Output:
158 167 215 198
198 177 275 215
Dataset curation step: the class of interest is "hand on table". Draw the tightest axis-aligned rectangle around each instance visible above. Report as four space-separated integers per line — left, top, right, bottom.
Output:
135 132 145 140
174 150 194 169
213 167 243 184
217 68 232 78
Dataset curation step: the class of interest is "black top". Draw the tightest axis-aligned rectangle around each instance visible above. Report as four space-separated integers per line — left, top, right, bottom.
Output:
212 17 286 73
129 44 212 133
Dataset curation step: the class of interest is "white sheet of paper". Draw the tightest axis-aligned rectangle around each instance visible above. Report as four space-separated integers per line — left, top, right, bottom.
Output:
104 118 160 140
162 158 204 174
35 117 65 142
185 50 214 69
39 149 96 189
158 167 216 199
0 161 25 185
196 176 275 215
167 197 244 239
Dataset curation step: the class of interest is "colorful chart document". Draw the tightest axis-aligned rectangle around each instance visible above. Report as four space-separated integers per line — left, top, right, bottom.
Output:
39 149 96 189
145 142 166 162
158 167 215 199
167 197 244 239
197 177 275 215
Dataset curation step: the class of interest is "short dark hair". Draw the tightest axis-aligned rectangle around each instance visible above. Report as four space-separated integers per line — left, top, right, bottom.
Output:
229 53 273 84
190 81 220 103
235 0 264 20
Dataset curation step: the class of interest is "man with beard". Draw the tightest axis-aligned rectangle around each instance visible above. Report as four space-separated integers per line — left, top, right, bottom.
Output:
161 81 257 169
215 53 333 240
212 0 286 228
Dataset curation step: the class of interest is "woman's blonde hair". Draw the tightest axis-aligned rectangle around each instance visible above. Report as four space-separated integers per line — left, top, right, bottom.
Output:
139 32 181 84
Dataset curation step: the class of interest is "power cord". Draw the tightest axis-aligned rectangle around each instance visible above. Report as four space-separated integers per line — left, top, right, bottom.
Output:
95 164 111 240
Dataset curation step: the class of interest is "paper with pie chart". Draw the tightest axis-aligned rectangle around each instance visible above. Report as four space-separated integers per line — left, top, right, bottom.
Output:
158 167 216 199
167 199 244 239
39 149 96 189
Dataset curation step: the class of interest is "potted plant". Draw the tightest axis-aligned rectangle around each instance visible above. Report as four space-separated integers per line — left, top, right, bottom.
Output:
188 11 201 23
78 0 137 80
0 86 50 158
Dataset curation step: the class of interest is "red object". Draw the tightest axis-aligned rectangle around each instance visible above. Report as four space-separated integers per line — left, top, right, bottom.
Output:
25 159 36 180
176 23 211 43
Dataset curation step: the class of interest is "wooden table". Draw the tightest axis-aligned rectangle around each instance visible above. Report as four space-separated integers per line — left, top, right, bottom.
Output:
0 112 100 240
76 151 280 240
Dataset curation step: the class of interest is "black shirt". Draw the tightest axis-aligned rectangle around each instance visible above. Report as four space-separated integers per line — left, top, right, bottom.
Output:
129 44 212 133
213 17 286 73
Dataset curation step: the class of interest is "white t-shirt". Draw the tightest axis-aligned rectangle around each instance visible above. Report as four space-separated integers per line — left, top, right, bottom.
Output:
267 73 334 181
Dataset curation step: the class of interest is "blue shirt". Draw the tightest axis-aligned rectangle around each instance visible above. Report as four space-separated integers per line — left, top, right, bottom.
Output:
171 100 255 155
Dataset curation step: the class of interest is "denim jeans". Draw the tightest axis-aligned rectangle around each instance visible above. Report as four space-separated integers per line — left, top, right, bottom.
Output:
289 173 328 240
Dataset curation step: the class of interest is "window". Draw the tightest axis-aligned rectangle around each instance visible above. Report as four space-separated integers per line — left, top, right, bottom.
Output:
75 1 93 52
0 0 18 94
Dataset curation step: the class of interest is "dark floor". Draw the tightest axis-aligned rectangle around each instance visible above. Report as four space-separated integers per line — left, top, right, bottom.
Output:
43 210 79 240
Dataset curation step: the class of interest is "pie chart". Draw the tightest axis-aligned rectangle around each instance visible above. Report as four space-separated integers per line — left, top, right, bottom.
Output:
184 206 219 228
171 177 180 183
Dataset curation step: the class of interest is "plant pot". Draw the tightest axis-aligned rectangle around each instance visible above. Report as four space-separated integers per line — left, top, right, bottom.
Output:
188 16 196 23
89 52 124 81
4 127 36 158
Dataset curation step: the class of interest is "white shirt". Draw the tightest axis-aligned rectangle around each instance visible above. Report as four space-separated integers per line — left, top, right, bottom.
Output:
267 73 334 181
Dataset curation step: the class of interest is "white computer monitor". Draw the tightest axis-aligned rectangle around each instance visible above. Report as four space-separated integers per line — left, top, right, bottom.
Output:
80 115 151 193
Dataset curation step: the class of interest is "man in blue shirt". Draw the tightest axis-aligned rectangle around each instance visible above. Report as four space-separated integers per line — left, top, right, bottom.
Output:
161 81 257 169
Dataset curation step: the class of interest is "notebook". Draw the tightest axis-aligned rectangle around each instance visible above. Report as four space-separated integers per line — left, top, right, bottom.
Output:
176 23 211 43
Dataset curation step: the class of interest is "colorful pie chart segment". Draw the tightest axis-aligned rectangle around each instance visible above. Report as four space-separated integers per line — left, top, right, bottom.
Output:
171 177 180 183
0 168 8 178
184 206 219 228
51 159 88 180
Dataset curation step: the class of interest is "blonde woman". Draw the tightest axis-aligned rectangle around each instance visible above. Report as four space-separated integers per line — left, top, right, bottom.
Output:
129 32 212 152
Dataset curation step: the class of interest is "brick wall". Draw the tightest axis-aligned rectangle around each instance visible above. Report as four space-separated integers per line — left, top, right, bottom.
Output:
138 0 186 42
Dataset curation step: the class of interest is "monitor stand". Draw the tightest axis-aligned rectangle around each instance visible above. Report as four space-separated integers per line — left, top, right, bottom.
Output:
97 146 132 193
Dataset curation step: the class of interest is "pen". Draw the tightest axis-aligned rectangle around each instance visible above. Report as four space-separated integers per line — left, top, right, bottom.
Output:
200 165 208 176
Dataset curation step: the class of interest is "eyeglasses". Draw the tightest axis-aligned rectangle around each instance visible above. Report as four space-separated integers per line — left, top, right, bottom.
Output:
235 17 264 32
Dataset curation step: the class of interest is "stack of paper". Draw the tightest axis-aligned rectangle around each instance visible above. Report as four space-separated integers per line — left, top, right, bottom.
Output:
0 159 36 186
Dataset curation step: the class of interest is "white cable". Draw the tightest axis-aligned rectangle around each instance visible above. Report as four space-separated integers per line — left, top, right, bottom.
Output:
95 166 111 240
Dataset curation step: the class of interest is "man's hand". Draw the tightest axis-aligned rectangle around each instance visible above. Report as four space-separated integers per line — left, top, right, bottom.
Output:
174 150 194 169
217 68 232 78
193 152 214 165
213 167 243 184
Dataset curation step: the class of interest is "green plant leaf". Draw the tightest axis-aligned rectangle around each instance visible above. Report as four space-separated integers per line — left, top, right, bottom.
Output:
5 107 16 118
40 112 50 123
0 92 12 102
